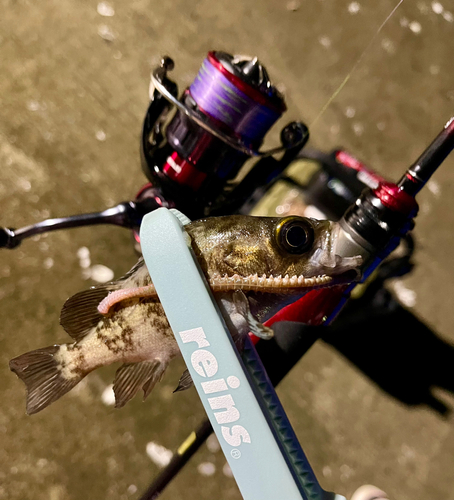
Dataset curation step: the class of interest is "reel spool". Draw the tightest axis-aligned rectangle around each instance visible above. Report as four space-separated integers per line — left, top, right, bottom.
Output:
140 51 308 218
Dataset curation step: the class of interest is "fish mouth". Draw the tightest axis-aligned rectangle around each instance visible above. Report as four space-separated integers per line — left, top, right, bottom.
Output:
208 268 361 294
97 265 362 316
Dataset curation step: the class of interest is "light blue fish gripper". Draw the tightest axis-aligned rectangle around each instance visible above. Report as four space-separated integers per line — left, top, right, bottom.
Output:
140 208 344 500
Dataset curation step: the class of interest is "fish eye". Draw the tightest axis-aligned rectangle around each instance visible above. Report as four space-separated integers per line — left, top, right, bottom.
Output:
275 217 314 254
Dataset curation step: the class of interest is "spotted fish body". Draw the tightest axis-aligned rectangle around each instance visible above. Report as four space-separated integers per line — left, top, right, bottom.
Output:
10 215 362 414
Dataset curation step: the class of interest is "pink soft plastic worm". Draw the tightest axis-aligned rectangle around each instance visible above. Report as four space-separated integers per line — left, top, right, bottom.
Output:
97 285 157 315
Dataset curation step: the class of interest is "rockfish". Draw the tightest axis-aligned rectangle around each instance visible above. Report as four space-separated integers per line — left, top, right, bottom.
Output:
10 215 362 414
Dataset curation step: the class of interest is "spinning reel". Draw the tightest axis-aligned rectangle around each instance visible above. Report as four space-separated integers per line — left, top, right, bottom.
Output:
139 51 308 218
0 51 308 249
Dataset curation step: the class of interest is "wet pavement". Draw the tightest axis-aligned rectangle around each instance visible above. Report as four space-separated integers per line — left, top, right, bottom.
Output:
0 0 453 499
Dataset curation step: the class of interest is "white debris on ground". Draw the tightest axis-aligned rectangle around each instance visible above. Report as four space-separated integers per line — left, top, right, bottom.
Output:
127 485 137 495
17 177 31 191
197 462 216 476
339 463 355 482
206 434 221 453
400 17 422 34
409 21 422 33
348 2 361 14
97 2 115 17
222 462 234 478
427 179 441 197
381 37 396 54
322 465 332 478
101 384 116 406
431 1 444 14
390 280 417 308
318 35 331 48
352 122 364 136
77 247 91 269
431 1 453 21
88 264 114 283
76 247 114 282
95 130 107 141
146 442 173 468
98 24 116 41
345 106 356 118
43 257 54 270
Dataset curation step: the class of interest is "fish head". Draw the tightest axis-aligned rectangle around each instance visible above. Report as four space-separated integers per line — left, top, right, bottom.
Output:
186 215 362 292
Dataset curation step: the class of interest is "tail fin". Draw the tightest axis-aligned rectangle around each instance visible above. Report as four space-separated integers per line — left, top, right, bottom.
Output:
9 345 84 415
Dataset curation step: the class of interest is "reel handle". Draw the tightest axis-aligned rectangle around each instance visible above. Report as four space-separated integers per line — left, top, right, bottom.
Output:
0 198 160 249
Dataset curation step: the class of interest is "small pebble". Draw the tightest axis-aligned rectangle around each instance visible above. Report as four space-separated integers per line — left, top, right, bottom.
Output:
98 24 116 41
146 442 173 468
381 38 396 54
322 465 332 477
206 434 221 453
409 21 422 33
431 1 443 14
77 247 91 269
352 122 364 136
391 281 417 308
345 106 356 118
348 2 361 14
101 385 116 406
127 485 137 495
43 258 54 270
318 35 331 48
96 130 107 141
223 462 234 478
97 2 115 17
89 264 114 283
197 462 216 476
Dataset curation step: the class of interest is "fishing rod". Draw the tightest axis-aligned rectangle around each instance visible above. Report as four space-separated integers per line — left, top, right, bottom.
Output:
138 116 454 500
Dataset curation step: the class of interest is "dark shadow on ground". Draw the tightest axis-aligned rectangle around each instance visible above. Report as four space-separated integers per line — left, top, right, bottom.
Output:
259 285 454 417
322 286 454 416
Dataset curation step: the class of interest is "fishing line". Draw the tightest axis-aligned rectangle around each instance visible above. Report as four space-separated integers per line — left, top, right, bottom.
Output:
310 0 404 128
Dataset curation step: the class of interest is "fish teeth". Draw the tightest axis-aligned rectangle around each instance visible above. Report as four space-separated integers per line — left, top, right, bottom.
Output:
209 272 332 291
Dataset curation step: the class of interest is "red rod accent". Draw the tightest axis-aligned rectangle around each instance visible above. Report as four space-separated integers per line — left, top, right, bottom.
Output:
250 286 349 345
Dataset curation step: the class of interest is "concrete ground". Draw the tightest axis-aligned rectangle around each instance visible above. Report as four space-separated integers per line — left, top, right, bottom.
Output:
0 0 453 499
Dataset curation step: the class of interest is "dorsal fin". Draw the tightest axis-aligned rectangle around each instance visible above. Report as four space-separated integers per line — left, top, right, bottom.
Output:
60 258 148 342
60 284 119 341
118 257 146 283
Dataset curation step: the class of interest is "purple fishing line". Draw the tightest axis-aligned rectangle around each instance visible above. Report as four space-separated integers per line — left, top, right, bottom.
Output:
189 57 281 143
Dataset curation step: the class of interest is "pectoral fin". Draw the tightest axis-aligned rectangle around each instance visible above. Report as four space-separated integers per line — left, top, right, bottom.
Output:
173 369 194 393
232 290 274 340
113 360 166 408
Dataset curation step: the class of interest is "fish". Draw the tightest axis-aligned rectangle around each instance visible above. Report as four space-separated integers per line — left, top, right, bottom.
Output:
9 215 362 415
